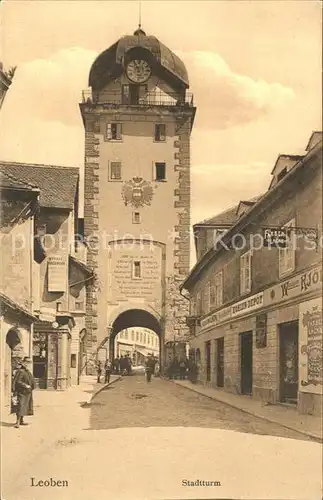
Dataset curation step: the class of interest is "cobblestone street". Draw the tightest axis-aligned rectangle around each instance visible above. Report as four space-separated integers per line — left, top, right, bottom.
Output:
90 375 310 440
3 375 322 500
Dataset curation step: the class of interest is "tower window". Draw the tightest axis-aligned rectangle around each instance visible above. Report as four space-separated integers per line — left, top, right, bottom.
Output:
155 124 166 142
106 123 122 141
155 162 166 181
132 212 141 224
110 161 122 180
133 260 142 279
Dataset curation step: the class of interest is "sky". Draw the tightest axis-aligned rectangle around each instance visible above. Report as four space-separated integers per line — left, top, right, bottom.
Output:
0 0 321 224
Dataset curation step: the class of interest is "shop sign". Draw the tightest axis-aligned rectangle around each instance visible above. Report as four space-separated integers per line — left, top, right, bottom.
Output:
263 227 290 248
231 292 264 318
39 306 56 323
299 298 323 394
48 254 68 293
200 306 231 330
264 266 322 306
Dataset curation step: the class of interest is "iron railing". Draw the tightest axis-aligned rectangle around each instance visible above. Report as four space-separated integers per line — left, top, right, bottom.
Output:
81 90 194 107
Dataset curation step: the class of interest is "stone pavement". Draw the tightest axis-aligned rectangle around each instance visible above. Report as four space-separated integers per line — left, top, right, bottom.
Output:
169 379 322 442
0 374 120 493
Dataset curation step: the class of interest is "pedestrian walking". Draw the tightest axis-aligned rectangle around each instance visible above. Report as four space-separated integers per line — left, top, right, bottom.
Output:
96 360 102 383
104 359 112 384
179 358 187 380
113 356 120 374
12 357 35 429
125 355 132 375
154 359 160 377
145 354 155 383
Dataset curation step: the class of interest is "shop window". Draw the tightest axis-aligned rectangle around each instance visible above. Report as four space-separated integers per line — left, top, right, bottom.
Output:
110 161 122 181
106 123 122 141
155 124 166 142
240 250 252 295
279 218 296 278
155 162 166 181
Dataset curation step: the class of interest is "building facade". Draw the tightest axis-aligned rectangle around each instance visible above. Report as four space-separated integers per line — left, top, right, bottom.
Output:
80 28 196 370
0 162 92 390
182 132 322 416
0 170 39 413
0 63 13 111
114 327 159 364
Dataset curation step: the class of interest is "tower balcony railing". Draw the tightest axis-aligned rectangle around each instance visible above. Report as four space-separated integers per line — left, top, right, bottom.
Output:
81 90 194 108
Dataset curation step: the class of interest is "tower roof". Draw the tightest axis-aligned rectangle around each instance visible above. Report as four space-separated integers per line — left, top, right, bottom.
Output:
89 29 189 90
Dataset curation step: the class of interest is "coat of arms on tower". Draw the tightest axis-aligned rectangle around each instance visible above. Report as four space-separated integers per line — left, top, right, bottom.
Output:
121 177 154 208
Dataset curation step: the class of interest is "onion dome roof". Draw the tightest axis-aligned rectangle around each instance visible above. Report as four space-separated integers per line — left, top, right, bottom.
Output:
89 28 189 90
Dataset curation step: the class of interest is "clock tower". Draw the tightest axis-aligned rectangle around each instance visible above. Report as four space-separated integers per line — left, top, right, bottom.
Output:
80 28 196 370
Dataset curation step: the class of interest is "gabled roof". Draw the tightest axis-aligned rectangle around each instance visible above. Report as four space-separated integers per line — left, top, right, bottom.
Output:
181 138 321 291
306 131 323 151
270 154 303 175
0 161 79 209
194 195 263 228
0 170 39 192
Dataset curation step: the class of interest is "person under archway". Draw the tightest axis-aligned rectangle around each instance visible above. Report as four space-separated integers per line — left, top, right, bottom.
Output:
145 354 156 383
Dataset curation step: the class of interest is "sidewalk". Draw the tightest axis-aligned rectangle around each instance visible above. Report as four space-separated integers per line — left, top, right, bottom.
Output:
1 374 121 492
170 379 322 442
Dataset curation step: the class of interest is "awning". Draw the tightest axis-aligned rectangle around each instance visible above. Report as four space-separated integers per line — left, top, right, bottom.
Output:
69 255 94 277
134 347 154 357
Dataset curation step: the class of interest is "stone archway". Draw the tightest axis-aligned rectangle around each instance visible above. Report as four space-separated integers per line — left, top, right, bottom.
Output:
108 308 164 371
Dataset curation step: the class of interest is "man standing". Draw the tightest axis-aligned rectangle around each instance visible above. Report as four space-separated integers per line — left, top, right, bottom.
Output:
12 357 35 429
145 354 155 383
96 360 102 383
104 359 112 384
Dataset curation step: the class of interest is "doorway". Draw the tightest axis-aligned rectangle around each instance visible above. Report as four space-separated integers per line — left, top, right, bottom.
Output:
33 333 48 389
279 321 298 404
240 331 253 395
216 337 224 387
205 341 211 382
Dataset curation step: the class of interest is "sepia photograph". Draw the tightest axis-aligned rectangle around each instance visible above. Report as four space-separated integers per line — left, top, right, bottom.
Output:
0 1 322 499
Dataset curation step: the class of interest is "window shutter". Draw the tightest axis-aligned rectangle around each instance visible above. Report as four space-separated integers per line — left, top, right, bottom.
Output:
246 253 251 291
160 124 166 141
116 123 122 140
240 254 245 294
107 123 112 140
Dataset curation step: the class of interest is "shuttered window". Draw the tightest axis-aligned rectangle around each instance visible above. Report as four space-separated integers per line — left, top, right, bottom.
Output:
106 123 122 141
279 218 296 277
110 161 122 180
155 124 166 142
240 251 252 295
210 271 223 308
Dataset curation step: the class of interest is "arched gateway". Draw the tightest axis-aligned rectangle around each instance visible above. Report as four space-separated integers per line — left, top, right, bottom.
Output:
80 27 196 372
107 308 162 363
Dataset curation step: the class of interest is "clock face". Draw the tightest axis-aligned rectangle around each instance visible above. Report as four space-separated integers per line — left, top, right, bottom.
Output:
126 59 151 83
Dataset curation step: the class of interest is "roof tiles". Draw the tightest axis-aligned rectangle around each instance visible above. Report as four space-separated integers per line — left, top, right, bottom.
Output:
0 161 79 209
